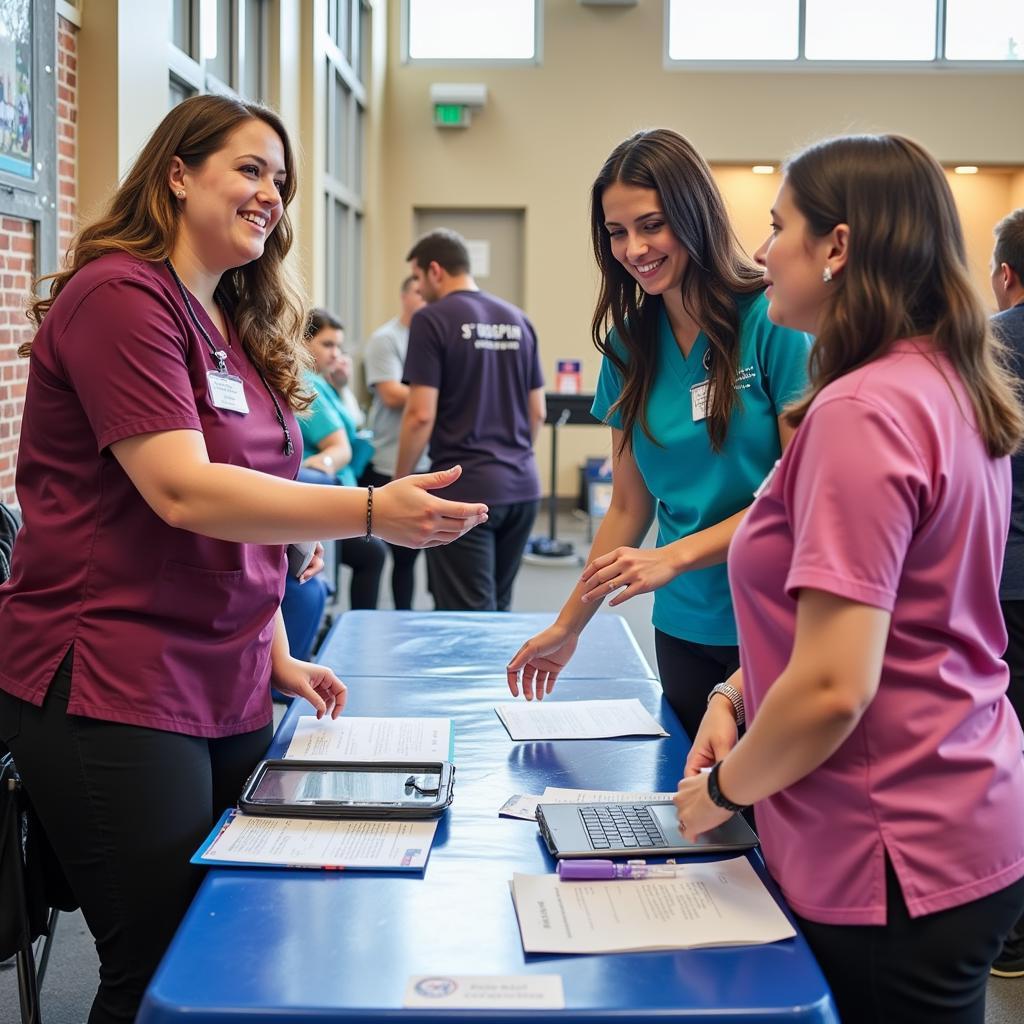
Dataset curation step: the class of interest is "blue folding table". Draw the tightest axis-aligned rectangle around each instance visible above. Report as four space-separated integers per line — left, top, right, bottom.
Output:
137 611 838 1023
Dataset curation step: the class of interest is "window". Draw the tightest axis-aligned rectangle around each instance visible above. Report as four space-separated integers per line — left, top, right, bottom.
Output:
323 1 370 340
666 0 1024 65
945 0 1024 60
405 0 538 62
168 0 266 108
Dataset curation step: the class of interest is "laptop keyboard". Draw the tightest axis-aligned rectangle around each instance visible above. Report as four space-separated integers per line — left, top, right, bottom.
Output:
580 804 668 850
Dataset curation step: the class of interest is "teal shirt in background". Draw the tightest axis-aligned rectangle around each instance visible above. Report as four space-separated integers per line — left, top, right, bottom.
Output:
299 371 362 486
591 291 810 645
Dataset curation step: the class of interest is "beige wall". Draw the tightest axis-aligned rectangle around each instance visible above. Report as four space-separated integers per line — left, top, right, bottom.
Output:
372 0 1024 495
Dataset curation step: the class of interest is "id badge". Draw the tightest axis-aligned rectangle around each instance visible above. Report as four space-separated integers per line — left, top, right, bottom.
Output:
690 380 714 422
207 370 249 414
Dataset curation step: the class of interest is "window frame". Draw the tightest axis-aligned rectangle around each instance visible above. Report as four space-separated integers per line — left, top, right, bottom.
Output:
663 0 1024 72
401 0 544 66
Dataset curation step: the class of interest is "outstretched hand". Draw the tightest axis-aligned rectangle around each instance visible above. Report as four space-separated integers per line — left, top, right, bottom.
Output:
272 657 347 719
506 624 578 700
374 466 488 549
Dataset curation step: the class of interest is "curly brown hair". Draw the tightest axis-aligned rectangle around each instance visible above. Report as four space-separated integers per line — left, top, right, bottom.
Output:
25 94 312 411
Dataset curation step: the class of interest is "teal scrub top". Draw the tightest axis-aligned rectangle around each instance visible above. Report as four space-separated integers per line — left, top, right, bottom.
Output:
592 291 810 645
300 371 361 486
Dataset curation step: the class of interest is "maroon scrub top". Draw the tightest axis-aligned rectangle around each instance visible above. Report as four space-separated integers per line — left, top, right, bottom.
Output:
0 253 301 738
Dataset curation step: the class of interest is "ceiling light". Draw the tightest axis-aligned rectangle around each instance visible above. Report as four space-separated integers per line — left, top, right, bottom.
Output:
751 165 775 175
954 165 979 175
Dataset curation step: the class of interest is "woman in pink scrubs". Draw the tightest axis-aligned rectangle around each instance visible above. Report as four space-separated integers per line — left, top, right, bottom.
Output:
674 134 1024 1023
0 94 486 1024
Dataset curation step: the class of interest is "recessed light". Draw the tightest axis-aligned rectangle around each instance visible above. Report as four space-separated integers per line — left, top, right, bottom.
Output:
954 165 979 175
752 165 775 175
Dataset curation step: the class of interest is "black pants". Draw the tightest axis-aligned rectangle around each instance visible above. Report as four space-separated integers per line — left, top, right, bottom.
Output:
998 599 1024 953
425 499 538 611
339 536 386 609
361 466 421 610
0 652 271 1024
796 857 1024 1023
654 629 740 743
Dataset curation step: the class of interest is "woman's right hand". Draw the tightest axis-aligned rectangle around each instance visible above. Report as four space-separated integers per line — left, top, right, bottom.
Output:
372 465 488 548
506 624 579 700
683 697 739 777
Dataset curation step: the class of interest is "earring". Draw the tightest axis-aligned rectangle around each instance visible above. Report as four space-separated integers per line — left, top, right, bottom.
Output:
822 266 833 284
175 190 185 200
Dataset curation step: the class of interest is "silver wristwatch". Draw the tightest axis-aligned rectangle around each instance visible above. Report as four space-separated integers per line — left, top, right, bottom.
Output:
707 682 745 727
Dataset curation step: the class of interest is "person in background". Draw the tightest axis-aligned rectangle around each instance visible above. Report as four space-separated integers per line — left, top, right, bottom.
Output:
298 308 387 610
360 275 429 609
0 95 487 1024
396 229 546 611
506 129 809 744
989 206 1024 980
322 333 365 428
674 135 1024 1023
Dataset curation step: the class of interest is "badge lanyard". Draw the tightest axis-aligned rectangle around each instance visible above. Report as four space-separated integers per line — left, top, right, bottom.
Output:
164 258 294 456
691 346 714 422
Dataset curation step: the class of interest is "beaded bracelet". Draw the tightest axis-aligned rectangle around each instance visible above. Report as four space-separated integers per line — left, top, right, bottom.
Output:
365 485 374 540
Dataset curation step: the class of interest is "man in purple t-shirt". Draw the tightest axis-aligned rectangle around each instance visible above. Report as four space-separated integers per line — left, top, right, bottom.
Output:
396 229 546 610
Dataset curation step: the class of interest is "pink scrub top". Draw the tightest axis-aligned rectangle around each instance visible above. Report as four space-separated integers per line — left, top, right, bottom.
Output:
0 253 301 738
729 339 1024 925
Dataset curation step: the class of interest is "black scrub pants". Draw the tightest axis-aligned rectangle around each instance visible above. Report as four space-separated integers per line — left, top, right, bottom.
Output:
796 857 1024 1023
0 651 272 1024
654 628 740 743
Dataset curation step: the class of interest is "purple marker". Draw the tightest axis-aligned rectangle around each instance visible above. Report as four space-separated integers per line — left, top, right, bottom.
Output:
557 859 684 881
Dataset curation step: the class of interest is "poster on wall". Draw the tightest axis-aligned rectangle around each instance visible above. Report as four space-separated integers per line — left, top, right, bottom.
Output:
0 0 32 179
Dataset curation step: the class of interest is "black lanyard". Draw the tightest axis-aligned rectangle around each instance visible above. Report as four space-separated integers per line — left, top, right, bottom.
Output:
164 258 294 456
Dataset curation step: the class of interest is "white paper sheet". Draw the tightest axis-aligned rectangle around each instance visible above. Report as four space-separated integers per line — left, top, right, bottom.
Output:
198 812 437 869
285 715 451 761
498 794 544 819
495 699 668 741
510 856 796 953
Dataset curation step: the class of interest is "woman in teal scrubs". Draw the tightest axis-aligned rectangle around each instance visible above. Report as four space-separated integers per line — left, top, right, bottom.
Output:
507 129 809 741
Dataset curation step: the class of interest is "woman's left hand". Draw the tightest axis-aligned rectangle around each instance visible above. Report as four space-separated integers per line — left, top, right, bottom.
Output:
272 657 347 719
298 542 326 584
579 546 679 606
673 773 733 840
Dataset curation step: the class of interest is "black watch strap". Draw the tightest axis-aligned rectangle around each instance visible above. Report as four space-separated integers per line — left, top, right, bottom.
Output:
707 760 749 813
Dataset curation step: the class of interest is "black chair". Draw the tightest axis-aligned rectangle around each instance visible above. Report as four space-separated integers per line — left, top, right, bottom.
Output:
1 501 69 1024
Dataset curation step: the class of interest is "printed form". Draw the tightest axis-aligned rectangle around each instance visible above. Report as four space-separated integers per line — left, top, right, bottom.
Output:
510 856 795 953
495 698 668 741
285 715 452 761
196 811 437 870
500 787 679 820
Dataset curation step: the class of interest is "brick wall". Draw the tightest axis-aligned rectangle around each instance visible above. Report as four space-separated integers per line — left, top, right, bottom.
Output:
0 15 77 506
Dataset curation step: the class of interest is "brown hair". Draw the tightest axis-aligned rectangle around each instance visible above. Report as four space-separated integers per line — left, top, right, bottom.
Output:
406 229 471 276
590 128 764 453
783 134 1023 457
26 94 311 411
994 208 1024 281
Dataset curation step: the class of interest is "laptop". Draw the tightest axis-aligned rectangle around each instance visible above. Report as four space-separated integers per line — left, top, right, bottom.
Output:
536 801 758 859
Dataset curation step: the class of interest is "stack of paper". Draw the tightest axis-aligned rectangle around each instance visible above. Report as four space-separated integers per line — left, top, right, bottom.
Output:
193 808 437 871
510 856 796 953
499 787 679 821
495 698 668 741
285 715 453 761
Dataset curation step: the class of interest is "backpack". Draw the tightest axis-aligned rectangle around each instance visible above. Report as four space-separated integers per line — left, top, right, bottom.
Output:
0 501 19 584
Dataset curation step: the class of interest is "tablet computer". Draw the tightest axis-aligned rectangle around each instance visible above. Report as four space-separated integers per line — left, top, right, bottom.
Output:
238 759 455 819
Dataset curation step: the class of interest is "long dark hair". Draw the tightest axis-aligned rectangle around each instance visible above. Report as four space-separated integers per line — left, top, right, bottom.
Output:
783 134 1023 457
27 95 311 411
590 129 764 453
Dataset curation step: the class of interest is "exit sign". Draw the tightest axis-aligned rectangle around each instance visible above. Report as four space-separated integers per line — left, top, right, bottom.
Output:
434 103 469 128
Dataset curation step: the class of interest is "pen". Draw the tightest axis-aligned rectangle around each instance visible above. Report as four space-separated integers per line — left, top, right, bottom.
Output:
558 859 686 881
